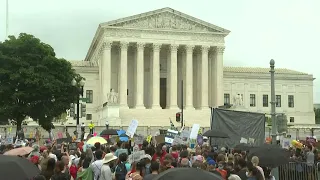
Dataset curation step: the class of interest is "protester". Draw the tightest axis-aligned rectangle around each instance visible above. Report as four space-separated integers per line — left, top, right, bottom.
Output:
143 162 159 180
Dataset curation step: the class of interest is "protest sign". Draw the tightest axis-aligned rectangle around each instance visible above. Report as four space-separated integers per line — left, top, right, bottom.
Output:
126 119 138 138
128 150 145 164
190 124 200 139
165 129 178 144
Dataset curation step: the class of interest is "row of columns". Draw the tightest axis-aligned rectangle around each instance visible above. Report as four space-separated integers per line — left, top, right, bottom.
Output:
100 41 224 109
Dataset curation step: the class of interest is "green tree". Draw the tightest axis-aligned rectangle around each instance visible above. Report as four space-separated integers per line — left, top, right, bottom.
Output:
0 33 80 131
315 108 320 124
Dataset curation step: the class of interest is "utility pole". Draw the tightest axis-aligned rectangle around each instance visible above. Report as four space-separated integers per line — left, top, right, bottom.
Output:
270 59 277 145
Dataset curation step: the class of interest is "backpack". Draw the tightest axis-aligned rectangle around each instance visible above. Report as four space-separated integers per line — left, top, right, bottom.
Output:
115 162 127 180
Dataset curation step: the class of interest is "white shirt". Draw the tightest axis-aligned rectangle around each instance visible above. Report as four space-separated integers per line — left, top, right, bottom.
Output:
90 160 104 180
105 121 109 125
100 164 113 180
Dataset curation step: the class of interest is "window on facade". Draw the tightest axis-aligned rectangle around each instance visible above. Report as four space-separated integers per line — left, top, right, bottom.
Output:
224 93 230 105
276 95 281 107
288 95 294 108
289 117 294 123
263 95 268 107
86 114 92 120
250 94 256 107
86 90 93 103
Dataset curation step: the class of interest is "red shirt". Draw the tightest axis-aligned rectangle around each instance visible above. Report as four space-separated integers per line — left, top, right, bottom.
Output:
69 165 78 179
171 152 179 160
152 150 167 164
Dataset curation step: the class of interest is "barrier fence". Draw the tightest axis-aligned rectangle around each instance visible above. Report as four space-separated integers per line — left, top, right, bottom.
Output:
278 162 320 180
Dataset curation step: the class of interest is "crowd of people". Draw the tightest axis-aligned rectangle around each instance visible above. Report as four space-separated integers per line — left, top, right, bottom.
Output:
1 134 320 180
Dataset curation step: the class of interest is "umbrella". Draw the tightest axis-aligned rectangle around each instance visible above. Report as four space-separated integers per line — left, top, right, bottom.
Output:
153 167 223 180
234 143 256 151
247 144 291 168
0 155 40 179
4 146 34 156
86 136 108 145
203 129 229 138
100 129 118 136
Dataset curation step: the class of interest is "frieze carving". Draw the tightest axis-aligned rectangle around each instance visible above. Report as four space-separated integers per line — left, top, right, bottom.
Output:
110 12 218 32
103 29 224 43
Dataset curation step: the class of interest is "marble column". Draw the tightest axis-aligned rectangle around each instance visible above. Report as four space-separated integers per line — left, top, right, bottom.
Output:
214 46 225 107
151 44 161 109
201 46 209 108
185 45 194 109
119 42 129 107
135 42 145 108
168 44 179 109
102 41 112 104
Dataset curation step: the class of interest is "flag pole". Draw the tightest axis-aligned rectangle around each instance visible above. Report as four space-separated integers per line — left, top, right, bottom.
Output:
6 0 9 38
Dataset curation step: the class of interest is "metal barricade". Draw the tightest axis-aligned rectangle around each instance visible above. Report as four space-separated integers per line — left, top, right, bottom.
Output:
278 162 319 180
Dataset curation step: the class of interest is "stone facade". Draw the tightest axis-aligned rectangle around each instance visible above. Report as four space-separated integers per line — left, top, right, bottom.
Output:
69 7 315 127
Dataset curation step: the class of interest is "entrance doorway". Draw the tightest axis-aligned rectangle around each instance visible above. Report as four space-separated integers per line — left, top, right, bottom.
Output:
160 78 167 109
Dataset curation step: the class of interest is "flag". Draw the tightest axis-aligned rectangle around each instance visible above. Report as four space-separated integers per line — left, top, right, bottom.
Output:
170 119 175 130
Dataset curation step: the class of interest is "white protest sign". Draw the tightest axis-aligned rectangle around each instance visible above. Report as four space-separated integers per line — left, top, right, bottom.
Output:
128 150 145 164
189 124 200 139
126 119 139 138
134 136 144 145
172 135 184 145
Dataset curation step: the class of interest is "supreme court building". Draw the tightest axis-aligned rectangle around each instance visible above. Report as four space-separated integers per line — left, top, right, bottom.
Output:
70 8 315 127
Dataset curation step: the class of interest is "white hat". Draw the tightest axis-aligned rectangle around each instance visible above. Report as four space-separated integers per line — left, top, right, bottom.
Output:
143 154 152 161
203 136 208 140
103 153 118 164
70 155 76 161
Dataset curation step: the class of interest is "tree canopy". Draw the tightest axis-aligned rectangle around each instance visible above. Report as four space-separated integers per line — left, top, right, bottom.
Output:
0 33 81 131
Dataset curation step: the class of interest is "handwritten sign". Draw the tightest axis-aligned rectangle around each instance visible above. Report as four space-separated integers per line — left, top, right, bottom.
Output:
190 124 200 139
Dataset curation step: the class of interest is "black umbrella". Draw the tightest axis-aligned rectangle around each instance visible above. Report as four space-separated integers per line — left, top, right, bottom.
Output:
203 129 229 138
234 143 256 151
0 155 40 179
153 167 223 180
247 144 291 168
100 129 118 136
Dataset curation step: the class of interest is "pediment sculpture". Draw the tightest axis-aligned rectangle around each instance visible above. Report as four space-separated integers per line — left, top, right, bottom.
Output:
109 12 218 32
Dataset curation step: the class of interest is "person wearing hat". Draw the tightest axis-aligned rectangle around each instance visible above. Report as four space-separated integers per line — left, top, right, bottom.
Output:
142 154 152 176
100 153 117 180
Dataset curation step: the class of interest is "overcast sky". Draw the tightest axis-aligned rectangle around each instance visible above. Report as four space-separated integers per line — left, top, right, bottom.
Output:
0 0 319 103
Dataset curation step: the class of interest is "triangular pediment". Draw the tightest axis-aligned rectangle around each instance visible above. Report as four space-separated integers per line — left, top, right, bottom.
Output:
101 7 230 34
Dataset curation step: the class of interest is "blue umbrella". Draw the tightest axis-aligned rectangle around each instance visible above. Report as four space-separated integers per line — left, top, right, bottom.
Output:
117 130 129 142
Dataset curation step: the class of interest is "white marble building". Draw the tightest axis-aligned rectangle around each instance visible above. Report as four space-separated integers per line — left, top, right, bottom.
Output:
70 7 315 127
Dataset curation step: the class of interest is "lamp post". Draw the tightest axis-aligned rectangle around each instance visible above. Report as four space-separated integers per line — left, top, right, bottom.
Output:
71 78 85 138
269 59 277 145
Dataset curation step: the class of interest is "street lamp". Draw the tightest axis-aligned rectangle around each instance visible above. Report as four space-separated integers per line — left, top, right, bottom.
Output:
71 78 85 138
269 59 277 145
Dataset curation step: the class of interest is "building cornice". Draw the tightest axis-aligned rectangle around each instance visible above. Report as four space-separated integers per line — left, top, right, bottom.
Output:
224 72 314 81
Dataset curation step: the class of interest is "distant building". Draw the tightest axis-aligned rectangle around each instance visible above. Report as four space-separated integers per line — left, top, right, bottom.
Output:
69 7 315 127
